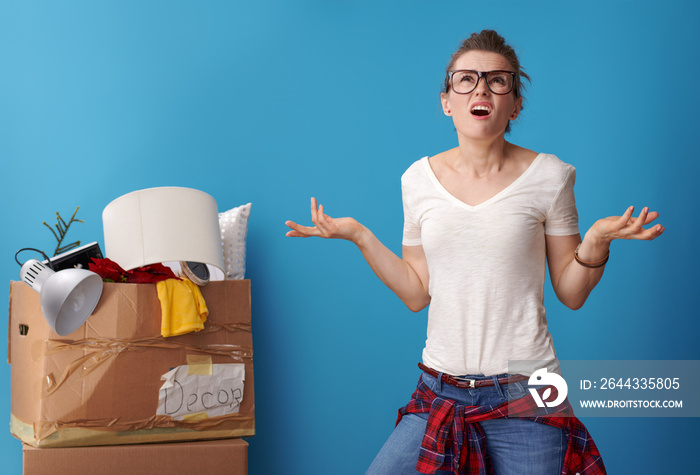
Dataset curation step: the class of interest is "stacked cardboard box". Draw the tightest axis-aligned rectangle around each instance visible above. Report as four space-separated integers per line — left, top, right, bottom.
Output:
8 280 253 474
22 438 248 475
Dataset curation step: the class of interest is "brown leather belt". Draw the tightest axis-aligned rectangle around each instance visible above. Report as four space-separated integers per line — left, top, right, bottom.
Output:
418 362 529 389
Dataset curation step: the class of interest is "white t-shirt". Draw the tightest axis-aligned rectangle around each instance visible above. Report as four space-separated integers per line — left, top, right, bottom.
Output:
401 153 579 377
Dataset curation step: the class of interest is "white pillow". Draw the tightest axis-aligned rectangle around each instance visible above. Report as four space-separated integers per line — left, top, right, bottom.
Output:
219 203 251 280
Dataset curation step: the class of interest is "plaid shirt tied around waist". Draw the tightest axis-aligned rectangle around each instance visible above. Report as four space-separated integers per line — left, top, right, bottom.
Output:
396 377 606 475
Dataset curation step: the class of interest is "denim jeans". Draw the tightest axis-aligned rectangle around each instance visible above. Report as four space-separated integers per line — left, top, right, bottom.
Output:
366 371 566 475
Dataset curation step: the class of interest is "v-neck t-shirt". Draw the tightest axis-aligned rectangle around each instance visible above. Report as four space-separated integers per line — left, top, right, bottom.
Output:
401 153 579 376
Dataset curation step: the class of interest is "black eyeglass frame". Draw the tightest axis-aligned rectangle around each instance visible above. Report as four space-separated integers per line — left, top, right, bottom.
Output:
445 69 518 96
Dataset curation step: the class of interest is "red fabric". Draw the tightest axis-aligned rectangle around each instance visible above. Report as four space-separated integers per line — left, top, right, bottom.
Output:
89 258 180 284
397 377 607 475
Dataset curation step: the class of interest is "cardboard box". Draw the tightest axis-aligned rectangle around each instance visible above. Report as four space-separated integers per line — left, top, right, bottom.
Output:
8 280 254 447
22 438 248 475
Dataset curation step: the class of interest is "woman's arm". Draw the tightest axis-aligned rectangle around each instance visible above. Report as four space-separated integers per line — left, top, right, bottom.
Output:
285 197 431 312
547 206 665 310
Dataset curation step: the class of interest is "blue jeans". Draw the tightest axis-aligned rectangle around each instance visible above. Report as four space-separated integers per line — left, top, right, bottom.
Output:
366 371 566 475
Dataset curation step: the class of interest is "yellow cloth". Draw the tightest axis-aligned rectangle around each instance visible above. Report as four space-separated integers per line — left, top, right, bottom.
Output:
157 278 208 337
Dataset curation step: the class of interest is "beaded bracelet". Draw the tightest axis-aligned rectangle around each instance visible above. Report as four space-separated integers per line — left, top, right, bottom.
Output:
574 243 609 268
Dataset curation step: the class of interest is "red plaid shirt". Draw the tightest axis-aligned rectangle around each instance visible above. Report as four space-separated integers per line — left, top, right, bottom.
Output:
397 377 607 475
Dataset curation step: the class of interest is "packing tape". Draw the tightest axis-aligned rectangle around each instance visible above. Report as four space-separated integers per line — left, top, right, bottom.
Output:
186 355 213 375
38 337 252 398
30 322 251 365
182 412 210 421
43 374 57 394
31 411 255 443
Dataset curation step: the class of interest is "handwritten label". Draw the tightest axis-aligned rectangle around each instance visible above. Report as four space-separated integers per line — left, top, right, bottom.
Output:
157 363 245 420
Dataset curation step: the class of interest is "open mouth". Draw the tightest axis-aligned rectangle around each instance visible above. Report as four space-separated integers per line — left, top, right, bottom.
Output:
471 104 492 117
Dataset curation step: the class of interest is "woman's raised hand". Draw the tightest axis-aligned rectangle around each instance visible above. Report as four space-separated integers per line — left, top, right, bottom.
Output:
590 206 665 243
285 197 365 243
547 206 665 310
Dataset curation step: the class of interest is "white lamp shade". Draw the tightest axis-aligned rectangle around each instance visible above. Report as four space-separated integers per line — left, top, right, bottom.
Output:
102 187 225 272
20 259 104 336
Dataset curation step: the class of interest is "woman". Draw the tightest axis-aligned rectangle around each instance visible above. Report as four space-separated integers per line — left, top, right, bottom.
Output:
285 30 663 475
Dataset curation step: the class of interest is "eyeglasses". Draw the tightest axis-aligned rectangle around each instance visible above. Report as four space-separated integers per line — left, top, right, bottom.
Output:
446 70 517 95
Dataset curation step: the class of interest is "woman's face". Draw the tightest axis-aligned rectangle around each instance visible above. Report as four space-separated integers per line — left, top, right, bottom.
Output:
441 50 522 142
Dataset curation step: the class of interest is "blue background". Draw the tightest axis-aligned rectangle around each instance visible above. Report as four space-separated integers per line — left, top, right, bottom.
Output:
1 1 698 473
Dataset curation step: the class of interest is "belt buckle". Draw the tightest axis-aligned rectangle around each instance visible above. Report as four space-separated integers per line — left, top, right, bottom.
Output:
453 375 477 388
